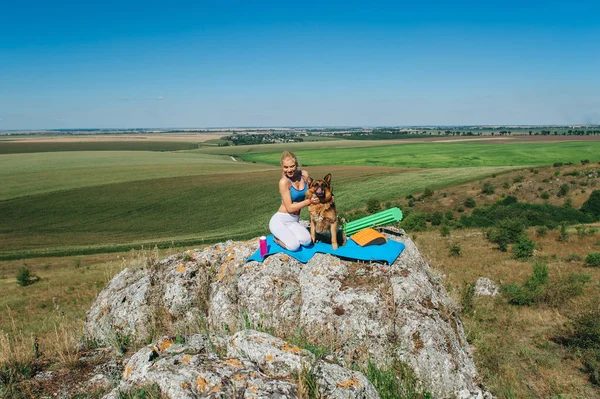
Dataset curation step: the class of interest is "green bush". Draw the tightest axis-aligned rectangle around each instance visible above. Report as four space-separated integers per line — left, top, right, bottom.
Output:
401 212 427 232
558 222 569 242
558 184 569 197
585 252 600 267
16 267 39 287
513 175 525 183
445 210 454 221
430 211 444 226
464 197 476 208
555 170 561 176
448 243 462 257
559 308 600 385
581 190 600 219
541 191 550 200
366 198 382 214
481 181 495 195
487 218 525 251
462 202 592 229
440 224 451 237
501 262 548 305
554 162 564 167
512 235 536 260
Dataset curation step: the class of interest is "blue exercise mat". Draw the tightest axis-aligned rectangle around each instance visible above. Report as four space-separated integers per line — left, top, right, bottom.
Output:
247 235 405 264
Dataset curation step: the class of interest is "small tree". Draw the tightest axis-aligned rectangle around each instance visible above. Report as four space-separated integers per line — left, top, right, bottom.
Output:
16 266 39 286
558 222 569 242
423 187 434 199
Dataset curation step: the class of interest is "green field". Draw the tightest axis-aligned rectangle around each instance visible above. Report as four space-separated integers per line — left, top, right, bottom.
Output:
199 141 600 168
0 164 516 259
0 151 277 200
2 138 598 259
0 140 200 154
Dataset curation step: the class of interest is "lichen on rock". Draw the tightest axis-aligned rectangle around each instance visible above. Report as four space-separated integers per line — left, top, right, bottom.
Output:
87 235 492 398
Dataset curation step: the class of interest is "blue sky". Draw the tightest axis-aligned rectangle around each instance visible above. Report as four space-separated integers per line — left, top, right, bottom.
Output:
1 0 599 129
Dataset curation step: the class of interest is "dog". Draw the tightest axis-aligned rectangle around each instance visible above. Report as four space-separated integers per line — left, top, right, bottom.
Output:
305 173 344 249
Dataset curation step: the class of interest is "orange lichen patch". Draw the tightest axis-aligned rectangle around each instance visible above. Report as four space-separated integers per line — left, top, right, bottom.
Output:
157 337 174 351
282 255 289 262
336 378 361 389
226 254 235 261
181 355 193 364
181 381 190 389
197 376 210 392
209 383 223 393
225 359 244 369
217 264 228 280
232 373 247 381
250 385 259 392
279 342 302 354
265 355 274 361
176 264 187 273
123 364 133 378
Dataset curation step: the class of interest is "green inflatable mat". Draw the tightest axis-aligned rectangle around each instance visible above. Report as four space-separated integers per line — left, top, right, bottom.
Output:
343 207 403 236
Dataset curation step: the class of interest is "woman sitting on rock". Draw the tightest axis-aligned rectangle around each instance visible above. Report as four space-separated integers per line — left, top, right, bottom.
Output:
269 151 320 251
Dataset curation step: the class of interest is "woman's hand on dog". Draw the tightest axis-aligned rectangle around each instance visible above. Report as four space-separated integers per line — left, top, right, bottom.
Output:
309 196 320 205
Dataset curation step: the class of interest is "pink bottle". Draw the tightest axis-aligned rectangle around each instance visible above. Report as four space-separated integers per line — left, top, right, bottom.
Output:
259 236 268 257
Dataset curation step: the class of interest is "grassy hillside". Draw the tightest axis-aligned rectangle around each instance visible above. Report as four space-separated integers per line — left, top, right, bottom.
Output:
0 151 277 200
0 165 516 259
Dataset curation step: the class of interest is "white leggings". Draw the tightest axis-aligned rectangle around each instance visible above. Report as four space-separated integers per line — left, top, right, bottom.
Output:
269 212 312 251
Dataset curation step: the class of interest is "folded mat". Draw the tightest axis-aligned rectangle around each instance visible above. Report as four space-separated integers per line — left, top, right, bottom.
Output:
247 235 405 264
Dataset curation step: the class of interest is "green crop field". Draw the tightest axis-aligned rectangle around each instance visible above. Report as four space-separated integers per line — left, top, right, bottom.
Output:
0 161 516 259
0 151 277 200
0 140 200 154
200 141 600 168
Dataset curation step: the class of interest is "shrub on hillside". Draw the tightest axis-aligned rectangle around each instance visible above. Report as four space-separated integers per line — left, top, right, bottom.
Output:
558 222 569 242
401 212 427 232
448 243 462 256
487 218 525 251
585 252 600 267
16 266 39 287
461 202 592 229
440 224 451 237
464 197 476 208
430 211 444 226
512 235 536 260
536 225 548 237
581 190 600 219
513 175 525 183
501 262 548 305
542 272 590 307
559 308 600 385
541 191 550 200
553 162 564 167
481 181 495 195
445 210 454 221
559 184 570 197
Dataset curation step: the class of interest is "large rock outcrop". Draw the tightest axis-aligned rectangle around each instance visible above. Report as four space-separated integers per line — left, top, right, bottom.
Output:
86 234 490 398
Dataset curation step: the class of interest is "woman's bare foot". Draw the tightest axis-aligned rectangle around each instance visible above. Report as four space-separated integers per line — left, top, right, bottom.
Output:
273 237 287 249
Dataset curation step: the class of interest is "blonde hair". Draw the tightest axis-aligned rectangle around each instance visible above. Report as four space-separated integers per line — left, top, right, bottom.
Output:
280 151 298 166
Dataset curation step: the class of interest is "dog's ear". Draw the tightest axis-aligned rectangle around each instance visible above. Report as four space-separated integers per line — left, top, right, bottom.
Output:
323 174 331 185
306 176 313 186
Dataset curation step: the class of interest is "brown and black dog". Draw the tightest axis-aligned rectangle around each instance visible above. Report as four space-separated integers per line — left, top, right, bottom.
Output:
305 174 344 249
